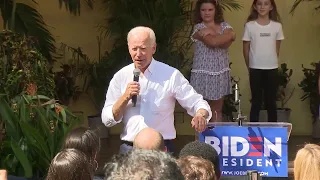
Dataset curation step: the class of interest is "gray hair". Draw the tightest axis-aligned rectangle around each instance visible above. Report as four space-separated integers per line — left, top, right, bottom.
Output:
127 26 156 45
104 149 184 180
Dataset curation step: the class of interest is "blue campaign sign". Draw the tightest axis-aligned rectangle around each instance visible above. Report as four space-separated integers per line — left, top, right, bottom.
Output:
199 126 288 177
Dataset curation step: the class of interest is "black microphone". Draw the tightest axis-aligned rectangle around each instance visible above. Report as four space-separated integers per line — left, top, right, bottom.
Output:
132 68 140 107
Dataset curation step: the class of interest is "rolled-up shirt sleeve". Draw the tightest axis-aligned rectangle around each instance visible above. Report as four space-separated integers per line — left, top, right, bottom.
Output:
101 75 123 127
172 70 212 122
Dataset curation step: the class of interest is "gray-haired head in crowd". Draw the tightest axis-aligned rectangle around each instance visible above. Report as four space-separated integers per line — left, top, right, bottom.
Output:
104 148 184 180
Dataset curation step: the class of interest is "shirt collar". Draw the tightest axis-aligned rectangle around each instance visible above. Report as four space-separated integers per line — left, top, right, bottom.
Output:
146 58 156 74
132 58 156 75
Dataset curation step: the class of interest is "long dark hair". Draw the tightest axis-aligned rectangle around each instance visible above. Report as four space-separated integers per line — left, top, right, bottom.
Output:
63 127 100 163
194 0 224 24
246 0 281 22
46 149 94 180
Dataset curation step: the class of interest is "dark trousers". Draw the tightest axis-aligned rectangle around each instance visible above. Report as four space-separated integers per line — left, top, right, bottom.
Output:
249 68 278 122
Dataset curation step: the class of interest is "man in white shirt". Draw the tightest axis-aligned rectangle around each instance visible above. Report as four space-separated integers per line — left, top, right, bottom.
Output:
102 26 212 153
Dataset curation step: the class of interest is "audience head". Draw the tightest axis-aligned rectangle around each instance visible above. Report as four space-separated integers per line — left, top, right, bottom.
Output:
294 143 320 180
104 148 184 180
133 128 166 151
46 148 94 180
179 141 220 179
63 127 100 164
177 155 216 180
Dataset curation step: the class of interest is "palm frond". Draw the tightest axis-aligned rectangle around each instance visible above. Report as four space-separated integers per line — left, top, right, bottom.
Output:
0 1 55 61
15 3 55 62
290 0 320 14
58 0 94 15
218 0 243 11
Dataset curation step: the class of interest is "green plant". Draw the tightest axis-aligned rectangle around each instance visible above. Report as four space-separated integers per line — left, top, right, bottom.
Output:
277 63 295 109
89 44 131 109
54 64 80 105
0 0 93 62
0 30 55 100
0 30 80 178
54 36 131 110
54 43 93 105
298 62 320 122
0 93 80 178
290 0 320 14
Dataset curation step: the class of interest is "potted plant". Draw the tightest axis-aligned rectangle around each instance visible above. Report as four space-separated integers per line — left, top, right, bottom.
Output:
276 63 295 122
298 62 320 138
259 63 294 122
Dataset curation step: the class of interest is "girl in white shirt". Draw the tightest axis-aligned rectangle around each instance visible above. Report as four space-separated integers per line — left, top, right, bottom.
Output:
242 0 284 122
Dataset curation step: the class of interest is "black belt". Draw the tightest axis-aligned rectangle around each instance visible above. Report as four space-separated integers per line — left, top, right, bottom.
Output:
121 140 172 147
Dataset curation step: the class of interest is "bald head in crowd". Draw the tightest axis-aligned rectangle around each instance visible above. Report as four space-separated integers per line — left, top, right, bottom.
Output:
133 128 166 151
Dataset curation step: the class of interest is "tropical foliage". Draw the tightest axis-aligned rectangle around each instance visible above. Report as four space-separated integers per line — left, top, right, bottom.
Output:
0 0 94 61
54 43 93 105
89 45 132 109
0 30 55 100
290 0 320 14
0 28 80 178
298 62 320 122
277 63 294 109
0 93 80 178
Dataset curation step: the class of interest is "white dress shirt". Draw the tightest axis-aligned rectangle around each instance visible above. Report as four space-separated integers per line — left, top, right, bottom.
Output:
101 59 212 141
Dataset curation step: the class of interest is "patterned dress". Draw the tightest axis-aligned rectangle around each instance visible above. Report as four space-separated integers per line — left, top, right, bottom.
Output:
190 22 232 100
